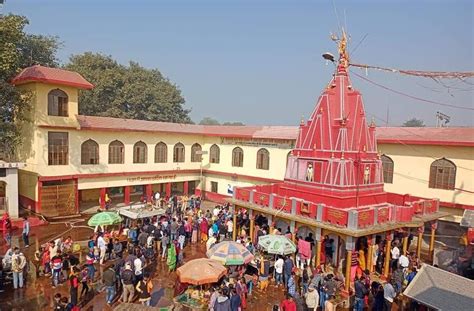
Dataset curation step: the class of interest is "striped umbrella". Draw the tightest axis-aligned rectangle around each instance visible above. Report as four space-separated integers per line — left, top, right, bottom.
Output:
206 241 254 266
177 258 227 285
258 234 296 255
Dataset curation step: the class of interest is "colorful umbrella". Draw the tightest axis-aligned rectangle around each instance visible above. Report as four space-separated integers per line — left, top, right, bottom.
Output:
176 258 227 285
258 234 296 255
206 241 254 266
87 211 122 227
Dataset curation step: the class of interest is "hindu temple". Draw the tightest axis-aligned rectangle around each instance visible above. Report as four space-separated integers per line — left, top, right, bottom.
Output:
228 31 446 293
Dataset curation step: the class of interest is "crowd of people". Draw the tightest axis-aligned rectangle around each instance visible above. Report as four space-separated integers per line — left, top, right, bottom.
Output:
0 195 428 311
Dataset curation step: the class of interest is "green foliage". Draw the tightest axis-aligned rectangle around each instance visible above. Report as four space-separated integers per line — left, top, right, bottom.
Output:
0 14 60 160
65 53 191 123
402 117 425 127
199 117 220 125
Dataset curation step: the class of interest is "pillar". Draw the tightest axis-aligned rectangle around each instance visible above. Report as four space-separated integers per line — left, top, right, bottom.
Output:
146 184 152 202
184 181 189 195
37 180 43 213
429 222 437 261
367 236 373 273
314 227 322 268
402 234 408 255
250 216 255 244
124 186 131 205
383 232 393 278
291 221 297 244
345 236 355 292
100 187 106 209
232 211 237 241
74 179 79 214
166 182 171 198
416 226 424 259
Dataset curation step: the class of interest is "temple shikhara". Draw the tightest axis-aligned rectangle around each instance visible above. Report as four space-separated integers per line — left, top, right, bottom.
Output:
229 31 446 292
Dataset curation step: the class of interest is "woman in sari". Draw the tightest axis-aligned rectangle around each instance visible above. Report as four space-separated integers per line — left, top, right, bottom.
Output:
167 243 177 272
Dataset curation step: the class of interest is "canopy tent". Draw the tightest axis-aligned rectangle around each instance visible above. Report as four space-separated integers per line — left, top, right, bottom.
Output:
403 264 474 311
118 206 166 220
87 211 122 227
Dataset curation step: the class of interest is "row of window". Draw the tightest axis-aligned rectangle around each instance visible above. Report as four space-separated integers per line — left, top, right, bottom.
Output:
49 132 271 169
381 155 457 190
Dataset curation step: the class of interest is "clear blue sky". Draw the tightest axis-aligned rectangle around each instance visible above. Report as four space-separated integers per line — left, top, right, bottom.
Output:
5 0 474 126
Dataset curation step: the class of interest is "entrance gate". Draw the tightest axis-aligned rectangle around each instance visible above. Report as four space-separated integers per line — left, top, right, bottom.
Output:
41 184 76 217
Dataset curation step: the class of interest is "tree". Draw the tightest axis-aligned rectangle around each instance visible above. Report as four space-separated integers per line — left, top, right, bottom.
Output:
0 14 60 160
65 53 191 123
222 121 245 126
402 118 425 127
199 117 220 125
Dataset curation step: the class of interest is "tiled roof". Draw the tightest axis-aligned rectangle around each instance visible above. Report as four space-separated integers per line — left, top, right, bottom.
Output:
376 127 474 147
75 115 474 145
76 115 298 140
12 65 93 89
403 264 474 310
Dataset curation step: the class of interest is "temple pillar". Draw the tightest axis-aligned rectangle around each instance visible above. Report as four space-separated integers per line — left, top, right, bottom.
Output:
250 215 255 244
429 221 438 261
314 228 322 268
367 236 373 273
291 221 297 244
383 232 393 278
124 186 131 205
166 182 171 198
345 236 355 292
416 226 424 259
402 230 409 254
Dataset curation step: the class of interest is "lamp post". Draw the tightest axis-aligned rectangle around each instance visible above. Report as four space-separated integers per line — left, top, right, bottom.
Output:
195 150 208 195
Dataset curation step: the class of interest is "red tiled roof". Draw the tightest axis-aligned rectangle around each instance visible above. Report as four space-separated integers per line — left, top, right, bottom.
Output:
376 127 474 147
74 116 474 146
12 65 93 89
76 115 299 140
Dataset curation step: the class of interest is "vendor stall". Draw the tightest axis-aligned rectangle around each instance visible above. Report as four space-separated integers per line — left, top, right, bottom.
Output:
118 205 166 220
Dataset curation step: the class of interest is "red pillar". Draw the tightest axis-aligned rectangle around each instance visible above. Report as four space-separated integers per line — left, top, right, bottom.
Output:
100 187 106 209
184 181 189 195
146 184 152 202
37 180 43 214
124 186 131 205
166 182 171 198
74 179 79 214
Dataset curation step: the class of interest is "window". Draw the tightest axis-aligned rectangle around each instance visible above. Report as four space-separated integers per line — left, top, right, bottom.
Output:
173 142 185 162
48 132 68 165
191 143 202 162
48 89 68 116
81 139 99 165
256 148 270 170
133 141 147 163
108 140 124 164
429 158 456 190
381 155 394 184
232 147 244 167
211 181 218 193
155 142 167 163
210 144 220 164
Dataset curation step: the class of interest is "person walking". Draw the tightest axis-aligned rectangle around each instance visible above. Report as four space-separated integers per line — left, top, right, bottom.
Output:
353 275 368 311
120 263 135 303
22 216 30 248
97 233 107 265
102 264 116 305
2 213 12 246
136 274 153 306
51 250 63 288
383 280 397 311
274 256 284 287
304 285 319 311
11 247 27 289
69 267 80 306
283 256 294 288
79 265 89 299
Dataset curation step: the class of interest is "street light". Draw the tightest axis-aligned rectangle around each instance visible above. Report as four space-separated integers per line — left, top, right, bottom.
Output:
195 150 208 195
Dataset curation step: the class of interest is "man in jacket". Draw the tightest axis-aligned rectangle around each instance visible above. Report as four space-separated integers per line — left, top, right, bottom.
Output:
283 256 294 288
121 263 135 303
354 275 368 311
304 285 319 311
102 264 117 305
214 288 231 311
11 247 27 289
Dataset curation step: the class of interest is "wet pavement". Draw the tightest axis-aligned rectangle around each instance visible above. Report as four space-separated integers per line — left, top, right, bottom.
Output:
1 218 287 311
